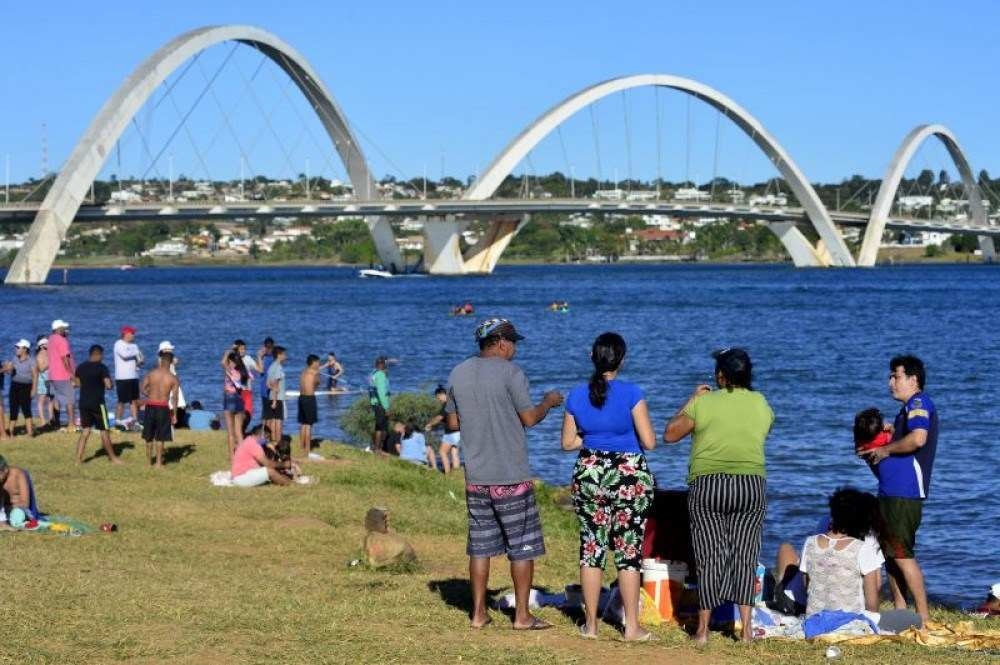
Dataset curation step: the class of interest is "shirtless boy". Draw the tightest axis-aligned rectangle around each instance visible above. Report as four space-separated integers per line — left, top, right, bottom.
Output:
140 350 180 468
297 354 321 456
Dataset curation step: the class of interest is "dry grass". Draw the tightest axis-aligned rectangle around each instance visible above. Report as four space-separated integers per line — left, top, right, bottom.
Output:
0 430 992 664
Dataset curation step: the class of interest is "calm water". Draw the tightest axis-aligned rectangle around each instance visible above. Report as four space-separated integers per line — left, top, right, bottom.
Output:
1 263 997 607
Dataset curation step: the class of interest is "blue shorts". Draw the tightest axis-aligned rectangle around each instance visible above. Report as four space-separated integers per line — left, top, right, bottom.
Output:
223 392 244 413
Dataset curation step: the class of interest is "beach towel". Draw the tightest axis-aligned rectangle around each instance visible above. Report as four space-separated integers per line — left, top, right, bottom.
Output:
803 610 879 638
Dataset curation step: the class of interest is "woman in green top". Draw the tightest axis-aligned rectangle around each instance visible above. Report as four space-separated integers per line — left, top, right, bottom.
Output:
664 348 773 644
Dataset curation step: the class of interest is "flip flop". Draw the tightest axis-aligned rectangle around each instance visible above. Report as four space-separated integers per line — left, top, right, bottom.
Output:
622 631 658 643
470 616 493 630
513 617 553 631
579 625 598 639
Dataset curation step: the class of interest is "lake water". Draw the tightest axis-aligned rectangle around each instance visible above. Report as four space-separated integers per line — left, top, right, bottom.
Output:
1 262 996 608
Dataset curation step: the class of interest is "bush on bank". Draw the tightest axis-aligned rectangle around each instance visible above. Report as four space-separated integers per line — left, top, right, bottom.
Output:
340 392 441 444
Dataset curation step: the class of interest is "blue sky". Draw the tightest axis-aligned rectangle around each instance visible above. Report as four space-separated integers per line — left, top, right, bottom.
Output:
1 0 998 186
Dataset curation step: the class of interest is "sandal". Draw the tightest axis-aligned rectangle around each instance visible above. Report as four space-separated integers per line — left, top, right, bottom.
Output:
579 625 598 639
513 617 553 631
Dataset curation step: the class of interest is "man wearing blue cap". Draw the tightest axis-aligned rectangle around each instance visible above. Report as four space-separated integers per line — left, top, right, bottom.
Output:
445 318 563 630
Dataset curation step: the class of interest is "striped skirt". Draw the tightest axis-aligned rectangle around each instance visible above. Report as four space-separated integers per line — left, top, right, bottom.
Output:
688 473 766 610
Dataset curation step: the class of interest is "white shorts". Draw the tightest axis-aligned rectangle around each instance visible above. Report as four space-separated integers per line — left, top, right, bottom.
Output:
232 467 269 487
442 432 461 447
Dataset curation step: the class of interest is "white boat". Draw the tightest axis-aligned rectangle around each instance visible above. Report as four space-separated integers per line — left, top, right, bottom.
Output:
359 269 396 279
286 389 356 397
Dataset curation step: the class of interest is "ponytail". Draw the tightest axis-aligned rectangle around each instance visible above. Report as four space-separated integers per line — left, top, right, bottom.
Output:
588 332 627 408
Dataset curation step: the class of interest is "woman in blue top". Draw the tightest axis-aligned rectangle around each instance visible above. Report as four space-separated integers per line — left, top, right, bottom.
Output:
561 332 656 641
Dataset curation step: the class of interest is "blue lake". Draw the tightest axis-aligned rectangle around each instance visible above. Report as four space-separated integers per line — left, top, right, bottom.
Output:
1 262 996 607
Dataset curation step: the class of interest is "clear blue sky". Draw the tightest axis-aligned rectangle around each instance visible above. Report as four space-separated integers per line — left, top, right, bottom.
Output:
1 0 998 186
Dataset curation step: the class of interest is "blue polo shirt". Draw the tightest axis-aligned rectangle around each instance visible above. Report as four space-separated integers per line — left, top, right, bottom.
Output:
565 379 644 453
875 392 938 499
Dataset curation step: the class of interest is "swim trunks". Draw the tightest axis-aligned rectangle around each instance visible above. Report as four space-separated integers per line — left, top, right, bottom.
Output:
79 404 110 431
465 481 546 561
115 379 140 404
297 395 317 425
142 403 173 442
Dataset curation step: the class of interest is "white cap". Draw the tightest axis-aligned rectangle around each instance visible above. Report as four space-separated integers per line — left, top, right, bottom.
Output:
158 340 175 353
36 337 48 348
14 339 30 349
992 583 1000 600
51 319 70 330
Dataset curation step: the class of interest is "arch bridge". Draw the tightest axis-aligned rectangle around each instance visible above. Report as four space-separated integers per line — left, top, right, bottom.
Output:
3 30 995 283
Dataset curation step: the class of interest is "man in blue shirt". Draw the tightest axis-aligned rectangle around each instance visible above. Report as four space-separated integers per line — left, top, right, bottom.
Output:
860 354 938 624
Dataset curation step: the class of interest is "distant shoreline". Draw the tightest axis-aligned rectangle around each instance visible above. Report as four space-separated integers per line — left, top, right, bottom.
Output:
44 249 991 271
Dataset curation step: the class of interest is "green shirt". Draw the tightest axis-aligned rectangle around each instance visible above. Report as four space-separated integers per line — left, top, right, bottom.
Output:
682 387 773 484
369 369 390 409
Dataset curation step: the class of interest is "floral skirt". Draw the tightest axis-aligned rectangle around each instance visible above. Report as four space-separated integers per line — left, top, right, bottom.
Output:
571 448 654 571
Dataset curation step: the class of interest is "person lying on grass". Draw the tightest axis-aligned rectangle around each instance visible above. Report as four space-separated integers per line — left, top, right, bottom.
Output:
231 425 295 487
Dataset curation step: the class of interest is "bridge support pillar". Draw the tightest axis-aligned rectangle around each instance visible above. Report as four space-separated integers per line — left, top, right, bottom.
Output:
423 215 466 275
366 216 404 273
979 235 996 263
462 215 528 274
765 222 826 267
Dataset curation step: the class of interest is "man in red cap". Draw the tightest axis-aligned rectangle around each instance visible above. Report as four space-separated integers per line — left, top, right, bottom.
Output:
113 325 144 430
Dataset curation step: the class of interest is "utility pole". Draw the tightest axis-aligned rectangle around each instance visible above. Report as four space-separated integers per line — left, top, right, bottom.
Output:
4 153 9 205
570 164 575 199
238 155 244 201
422 163 427 199
169 153 175 201
305 158 311 200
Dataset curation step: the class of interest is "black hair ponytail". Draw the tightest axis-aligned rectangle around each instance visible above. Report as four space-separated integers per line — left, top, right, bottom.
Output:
588 332 627 408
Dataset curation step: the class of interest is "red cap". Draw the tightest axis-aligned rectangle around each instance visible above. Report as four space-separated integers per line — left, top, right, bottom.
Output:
121 326 136 335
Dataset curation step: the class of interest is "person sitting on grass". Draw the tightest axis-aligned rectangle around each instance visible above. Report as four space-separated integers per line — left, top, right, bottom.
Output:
0 455 43 521
231 425 293 487
396 421 437 469
775 488 884 617
185 400 219 431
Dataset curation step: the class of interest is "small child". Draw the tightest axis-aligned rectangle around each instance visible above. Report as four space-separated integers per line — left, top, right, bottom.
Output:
853 407 891 452
396 421 437 469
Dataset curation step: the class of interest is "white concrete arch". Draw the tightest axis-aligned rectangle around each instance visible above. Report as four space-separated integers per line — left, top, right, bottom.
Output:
5 24 402 284
457 74 856 273
859 124 993 266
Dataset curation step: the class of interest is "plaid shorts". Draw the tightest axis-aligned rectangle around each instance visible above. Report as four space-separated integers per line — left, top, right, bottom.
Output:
466 481 546 561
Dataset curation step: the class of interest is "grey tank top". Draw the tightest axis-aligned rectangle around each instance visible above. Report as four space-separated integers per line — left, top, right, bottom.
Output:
11 356 33 384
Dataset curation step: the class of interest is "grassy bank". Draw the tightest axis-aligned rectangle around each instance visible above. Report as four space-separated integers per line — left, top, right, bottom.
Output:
0 430 992 664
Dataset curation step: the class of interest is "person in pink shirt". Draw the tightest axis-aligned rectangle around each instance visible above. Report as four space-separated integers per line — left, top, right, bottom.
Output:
231 426 293 487
47 319 76 430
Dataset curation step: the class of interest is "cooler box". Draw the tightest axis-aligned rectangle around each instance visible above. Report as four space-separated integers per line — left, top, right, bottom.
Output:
641 559 689 623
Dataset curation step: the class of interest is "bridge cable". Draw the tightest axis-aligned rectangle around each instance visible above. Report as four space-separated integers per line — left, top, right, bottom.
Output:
197 53 269 177
273 50 410 190
654 86 662 198
264 61 343 184
555 126 572 194
588 103 603 186
230 52 303 181
684 96 692 186
710 110 721 201
621 91 633 193
143 44 239 187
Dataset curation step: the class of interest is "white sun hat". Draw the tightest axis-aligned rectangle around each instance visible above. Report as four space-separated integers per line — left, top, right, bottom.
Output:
158 340 175 353
51 319 70 330
14 339 30 349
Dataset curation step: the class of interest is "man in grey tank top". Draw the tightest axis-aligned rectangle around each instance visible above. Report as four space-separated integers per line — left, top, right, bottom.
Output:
445 318 563 630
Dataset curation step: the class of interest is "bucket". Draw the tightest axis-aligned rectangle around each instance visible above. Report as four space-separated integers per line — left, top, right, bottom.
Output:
641 559 689 623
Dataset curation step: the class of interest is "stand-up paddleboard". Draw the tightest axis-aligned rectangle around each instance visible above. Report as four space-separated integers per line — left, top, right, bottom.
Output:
286 389 358 397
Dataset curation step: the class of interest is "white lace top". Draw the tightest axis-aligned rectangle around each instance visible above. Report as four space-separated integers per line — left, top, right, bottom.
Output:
800 534 880 616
